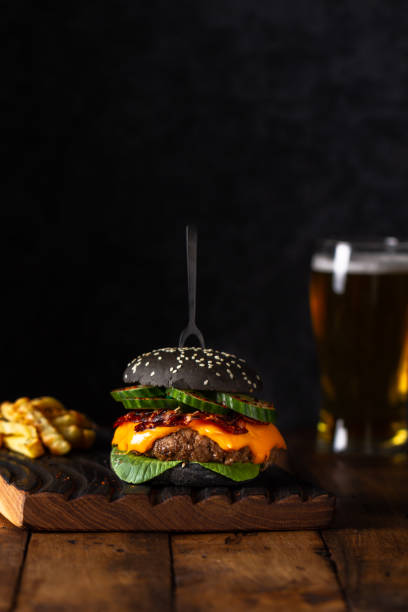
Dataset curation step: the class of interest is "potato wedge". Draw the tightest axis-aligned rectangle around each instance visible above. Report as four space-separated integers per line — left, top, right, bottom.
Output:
69 410 93 429
3 435 44 458
52 413 76 428
1 400 32 424
0 420 37 438
54 423 82 446
1 398 37 426
31 408 71 455
31 396 65 419
1 396 95 457
3 398 71 455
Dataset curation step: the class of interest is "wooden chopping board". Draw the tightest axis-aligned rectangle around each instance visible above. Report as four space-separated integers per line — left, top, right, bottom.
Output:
0 437 335 531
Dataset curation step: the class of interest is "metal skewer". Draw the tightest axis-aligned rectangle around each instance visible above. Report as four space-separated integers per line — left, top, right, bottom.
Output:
178 225 206 348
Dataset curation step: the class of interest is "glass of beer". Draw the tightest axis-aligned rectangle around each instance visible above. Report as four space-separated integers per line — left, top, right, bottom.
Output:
310 238 408 454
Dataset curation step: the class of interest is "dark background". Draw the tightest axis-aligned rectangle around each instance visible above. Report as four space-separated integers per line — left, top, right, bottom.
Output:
3 1 408 430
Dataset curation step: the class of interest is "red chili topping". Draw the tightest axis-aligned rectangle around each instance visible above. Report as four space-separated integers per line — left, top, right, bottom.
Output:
113 410 256 435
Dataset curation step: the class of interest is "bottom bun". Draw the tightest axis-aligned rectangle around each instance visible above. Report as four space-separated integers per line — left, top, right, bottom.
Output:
149 460 290 487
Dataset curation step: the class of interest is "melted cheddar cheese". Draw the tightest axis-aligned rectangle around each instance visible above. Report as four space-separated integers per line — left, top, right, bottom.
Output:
112 420 286 464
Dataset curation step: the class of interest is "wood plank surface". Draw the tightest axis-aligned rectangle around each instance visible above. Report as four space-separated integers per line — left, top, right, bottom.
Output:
287 432 408 529
322 527 408 612
171 531 346 611
15 533 171 612
288 432 408 611
0 529 28 612
320 454 408 611
0 512 15 528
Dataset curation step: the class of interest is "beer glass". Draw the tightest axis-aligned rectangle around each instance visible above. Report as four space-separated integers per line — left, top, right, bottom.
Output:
309 238 408 454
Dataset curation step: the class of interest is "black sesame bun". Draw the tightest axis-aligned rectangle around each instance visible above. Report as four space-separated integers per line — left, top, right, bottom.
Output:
149 453 290 487
123 347 263 394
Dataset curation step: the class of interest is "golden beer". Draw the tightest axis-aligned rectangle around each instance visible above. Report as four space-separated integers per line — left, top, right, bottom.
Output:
310 241 408 453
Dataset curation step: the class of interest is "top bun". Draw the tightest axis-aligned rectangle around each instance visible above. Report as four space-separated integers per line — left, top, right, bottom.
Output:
123 347 263 394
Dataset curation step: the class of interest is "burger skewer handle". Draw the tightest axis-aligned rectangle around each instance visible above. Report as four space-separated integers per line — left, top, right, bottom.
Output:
178 225 206 348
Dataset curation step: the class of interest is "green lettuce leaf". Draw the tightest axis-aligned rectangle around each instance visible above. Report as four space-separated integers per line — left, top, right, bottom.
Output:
195 462 260 481
111 448 181 484
111 447 260 484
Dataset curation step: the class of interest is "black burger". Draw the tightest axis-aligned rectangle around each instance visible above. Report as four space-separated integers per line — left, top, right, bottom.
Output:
110 347 288 486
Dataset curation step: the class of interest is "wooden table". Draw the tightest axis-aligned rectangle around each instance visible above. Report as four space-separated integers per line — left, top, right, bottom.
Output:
1 431 407 612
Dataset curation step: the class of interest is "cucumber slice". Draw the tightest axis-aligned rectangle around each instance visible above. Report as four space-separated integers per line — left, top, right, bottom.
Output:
119 397 180 410
111 386 165 402
216 393 276 423
167 388 231 416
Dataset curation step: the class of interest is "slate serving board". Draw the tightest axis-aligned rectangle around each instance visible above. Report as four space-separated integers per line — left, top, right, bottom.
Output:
0 438 335 531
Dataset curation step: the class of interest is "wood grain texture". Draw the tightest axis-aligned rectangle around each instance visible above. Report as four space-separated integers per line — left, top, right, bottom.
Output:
287 432 408 529
172 531 346 611
322 528 408 612
15 533 171 612
0 448 335 531
0 529 28 612
0 512 15 528
319 453 408 611
287 432 408 611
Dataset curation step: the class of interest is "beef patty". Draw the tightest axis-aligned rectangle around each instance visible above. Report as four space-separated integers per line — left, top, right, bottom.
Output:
141 429 253 464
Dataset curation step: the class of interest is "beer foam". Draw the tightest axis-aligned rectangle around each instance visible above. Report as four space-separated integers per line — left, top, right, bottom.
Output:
311 253 408 274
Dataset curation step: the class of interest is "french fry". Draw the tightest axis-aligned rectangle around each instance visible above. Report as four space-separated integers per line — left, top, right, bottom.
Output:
1 398 39 427
0 420 37 438
31 409 71 455
68 410 93 429
0 396 95 457
31 396 65 419
54 423 82 446
4 398 71 455
3 435 44 458
52 413 76 428
52 411 93 428
1 400 33 424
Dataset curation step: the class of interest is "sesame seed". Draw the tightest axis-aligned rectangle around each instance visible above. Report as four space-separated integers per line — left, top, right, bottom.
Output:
170 367 173 372
203 379 208 385
216 372 221 377
158 356 162 360
145 361 149 366
150 371 155 376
